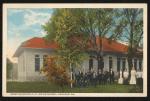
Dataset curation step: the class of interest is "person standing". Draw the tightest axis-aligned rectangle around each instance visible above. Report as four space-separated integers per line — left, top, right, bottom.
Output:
75 72 79 87
101 70 105 85
87 70 91 86
109 68 114 84
93 71 97 87
123 68 129 84
136 69 143 89
91 68 94 86
78 70 83 87
129 67 136 84
97 69 102 85
118 70 123 84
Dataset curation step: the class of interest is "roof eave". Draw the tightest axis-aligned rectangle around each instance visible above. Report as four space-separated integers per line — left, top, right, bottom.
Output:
13 47 24 57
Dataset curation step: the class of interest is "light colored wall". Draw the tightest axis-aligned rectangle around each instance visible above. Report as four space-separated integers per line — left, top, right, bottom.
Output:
17 48 137 81
24 48 52 81
103 55 109 72
75 55 118 75
81 59 89 73
12 63 18 81
18 51 25 81
103 55 119 78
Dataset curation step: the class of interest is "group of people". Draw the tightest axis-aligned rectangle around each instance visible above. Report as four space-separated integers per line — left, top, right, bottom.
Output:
118 67 143 88
72 67 143 88
73 68 115 87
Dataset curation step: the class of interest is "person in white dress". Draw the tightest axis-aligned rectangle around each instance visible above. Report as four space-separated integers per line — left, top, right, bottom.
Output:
129 67 136 84
123 68 129 84
136 69 143 89
118 70 123 84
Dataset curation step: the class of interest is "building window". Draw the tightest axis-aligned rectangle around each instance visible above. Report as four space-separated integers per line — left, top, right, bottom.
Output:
98 57 104 70
139 59 142 71
134 59 137 70
109 56 113 70
117 57 121 72
43 55 48 67
122 58 126 71
89 56 93 70
35 54 40 71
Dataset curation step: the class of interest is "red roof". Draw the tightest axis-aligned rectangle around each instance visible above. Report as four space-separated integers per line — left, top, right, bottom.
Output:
20 37 128 53
21 37 59 49
95 37 128 53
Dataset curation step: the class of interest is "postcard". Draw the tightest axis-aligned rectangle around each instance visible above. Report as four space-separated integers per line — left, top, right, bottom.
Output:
2 3 147 97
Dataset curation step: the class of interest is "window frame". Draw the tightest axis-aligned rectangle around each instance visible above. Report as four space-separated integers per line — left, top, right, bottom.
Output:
122 57 126 71
134 58 137 70
117 57 121 72
34 54 40 72
109 56 113 70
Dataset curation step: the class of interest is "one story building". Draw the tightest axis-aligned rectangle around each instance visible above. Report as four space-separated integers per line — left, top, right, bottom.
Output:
13 37 143 81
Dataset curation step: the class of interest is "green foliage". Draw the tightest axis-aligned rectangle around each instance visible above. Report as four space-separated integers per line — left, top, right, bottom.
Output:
43 8 116 66
56 49 88 68
117 9 143 48
43 9 90 71
41 56 70 86
43 8 143 79
113 9 143 71
7 82 142 93
43 8 116 42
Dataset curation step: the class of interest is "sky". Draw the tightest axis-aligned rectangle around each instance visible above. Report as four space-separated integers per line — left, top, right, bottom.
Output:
6 8 143 63
7 8 53 63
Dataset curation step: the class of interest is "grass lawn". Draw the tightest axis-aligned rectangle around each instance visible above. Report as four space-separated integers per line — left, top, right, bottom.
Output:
7 81 142 93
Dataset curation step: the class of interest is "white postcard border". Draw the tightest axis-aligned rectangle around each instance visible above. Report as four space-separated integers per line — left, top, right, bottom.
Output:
2 3 147 97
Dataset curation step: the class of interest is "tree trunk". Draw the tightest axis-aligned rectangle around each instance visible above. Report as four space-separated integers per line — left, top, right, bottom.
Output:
127 48 135 83
97 36 103 72
70 63 73 88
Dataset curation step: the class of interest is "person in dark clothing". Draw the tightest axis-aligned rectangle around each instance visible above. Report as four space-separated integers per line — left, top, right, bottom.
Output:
103 71 109 84
109 68 114 84
98 57 101 70
101 70 105 84
98 56 104 70
77 71 82 87
80 71 84 87
97 69 102 85
90 68 94 86
75 72 80 87
93 71 97 87
136 69 143 90
83 72 88 87
87 70 92 86
89 56 93 71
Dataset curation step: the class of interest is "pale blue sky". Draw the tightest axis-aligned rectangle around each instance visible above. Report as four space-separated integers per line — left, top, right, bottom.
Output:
7 8 53 62
7 8 143 63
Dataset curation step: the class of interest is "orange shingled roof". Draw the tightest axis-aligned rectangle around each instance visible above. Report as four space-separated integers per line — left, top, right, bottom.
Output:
21 37 128 53
95 37 128 53
21 37 59 49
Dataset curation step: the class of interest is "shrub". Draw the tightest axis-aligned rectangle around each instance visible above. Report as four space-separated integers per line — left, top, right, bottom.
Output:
41 56 71 86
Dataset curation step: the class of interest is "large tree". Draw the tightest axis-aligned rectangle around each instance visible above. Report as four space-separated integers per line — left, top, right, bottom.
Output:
43 9 89 67
43 8 117 72
43 8 143 85
112 9 143 72
44 8 115 70
43 9 89 87
76 9 116 71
